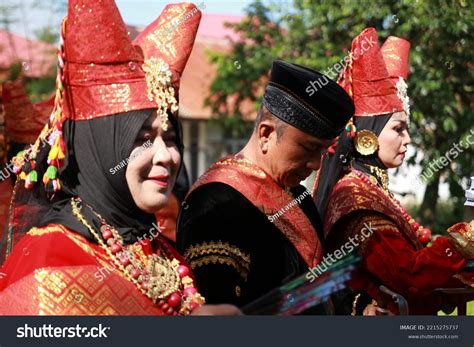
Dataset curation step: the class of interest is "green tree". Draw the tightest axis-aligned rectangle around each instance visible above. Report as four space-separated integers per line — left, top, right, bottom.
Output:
27 0 67 101
207 0 473 227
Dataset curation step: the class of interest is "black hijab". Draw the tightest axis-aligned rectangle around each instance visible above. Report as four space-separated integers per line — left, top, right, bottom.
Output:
39 109 183 244
0 109 184 264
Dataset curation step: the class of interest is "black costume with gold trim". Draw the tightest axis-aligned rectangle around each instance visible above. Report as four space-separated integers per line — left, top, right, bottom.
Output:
177 155 325 308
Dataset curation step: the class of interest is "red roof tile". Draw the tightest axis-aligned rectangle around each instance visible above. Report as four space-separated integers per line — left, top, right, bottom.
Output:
0 29 56 78
179 13 256 120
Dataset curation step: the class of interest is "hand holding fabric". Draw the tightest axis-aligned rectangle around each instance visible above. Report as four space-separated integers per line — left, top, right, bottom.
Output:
447 222 474 259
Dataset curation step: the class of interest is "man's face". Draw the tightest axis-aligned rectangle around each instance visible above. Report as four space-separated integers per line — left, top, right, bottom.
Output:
264 124 334 188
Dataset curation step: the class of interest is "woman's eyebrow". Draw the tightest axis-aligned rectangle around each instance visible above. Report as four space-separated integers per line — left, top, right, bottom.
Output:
393 119 407 126
141 122 164 132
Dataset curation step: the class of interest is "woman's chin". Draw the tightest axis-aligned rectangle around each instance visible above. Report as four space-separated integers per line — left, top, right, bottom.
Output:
382 159 403 169
391 161 404 169
137 195 169 214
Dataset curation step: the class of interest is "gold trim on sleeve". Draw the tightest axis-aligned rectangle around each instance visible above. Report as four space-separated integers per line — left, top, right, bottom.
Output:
184 241 250 281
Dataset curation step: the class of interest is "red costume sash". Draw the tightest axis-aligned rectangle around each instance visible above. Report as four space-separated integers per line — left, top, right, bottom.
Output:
188 155 323 267
324 169 422 249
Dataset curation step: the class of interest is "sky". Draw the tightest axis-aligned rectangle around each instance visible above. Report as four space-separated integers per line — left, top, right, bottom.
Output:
116 0 255 26
5 0 256 38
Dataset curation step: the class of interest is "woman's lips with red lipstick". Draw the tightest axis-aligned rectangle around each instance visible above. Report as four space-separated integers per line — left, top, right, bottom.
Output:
146 175 169 187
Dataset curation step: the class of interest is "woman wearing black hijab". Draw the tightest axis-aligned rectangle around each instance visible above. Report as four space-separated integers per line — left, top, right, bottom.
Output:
314 28 473 315
0 0 239 316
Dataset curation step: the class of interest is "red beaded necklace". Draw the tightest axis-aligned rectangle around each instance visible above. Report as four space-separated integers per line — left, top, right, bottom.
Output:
71 197 205 315
353 169 432 244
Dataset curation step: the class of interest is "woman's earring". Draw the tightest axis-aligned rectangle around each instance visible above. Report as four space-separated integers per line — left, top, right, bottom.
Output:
354 130 379 156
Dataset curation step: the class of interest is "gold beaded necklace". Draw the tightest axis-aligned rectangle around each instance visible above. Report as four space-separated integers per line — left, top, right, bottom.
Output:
367 164 390 193
70 197 205 315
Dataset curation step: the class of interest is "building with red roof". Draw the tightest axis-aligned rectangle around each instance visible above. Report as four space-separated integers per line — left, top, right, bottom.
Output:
0 29 56 80
1 14 254 182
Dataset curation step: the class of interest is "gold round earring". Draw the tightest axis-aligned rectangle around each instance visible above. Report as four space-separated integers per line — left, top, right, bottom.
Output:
354 130 379 156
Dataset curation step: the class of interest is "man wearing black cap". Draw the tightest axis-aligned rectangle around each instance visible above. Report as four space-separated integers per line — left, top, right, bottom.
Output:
177 60 354 310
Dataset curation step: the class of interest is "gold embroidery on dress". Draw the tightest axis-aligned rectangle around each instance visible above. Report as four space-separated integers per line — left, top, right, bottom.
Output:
28 225 67 237
188 255 250 281
184 241 250 281
215 156 267 179
342 213 399 255
24 266 164 315
326 169 421 249
184 241 250 264
34 268 68 315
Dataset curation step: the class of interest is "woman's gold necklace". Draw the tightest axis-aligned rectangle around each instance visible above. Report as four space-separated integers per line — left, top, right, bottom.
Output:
70 197 204 315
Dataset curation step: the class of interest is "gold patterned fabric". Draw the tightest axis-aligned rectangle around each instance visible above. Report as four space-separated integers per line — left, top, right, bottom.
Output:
324 169 421 249
187 155 323 267
0 224 175 315
184 241 251 281
0 266 164 315
328 211 401 256
324 170 470 315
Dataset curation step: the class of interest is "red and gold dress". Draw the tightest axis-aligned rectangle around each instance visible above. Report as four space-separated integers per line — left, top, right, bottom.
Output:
0 0 205 316
0 222 203 315
324 168 469 314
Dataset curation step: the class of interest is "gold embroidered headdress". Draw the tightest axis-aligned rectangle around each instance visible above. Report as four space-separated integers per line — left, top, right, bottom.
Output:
12 1 202 193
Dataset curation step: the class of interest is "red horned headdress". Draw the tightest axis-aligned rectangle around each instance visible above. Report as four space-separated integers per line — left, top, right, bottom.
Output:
1 79 53 145
339 27 410 117
12 1 201 193
337 27 410 156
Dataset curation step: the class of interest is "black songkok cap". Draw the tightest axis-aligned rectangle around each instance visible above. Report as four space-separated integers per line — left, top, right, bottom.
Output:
262 60 355 139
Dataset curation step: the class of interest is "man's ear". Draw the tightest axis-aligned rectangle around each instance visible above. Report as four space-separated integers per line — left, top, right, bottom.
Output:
257 120 276 154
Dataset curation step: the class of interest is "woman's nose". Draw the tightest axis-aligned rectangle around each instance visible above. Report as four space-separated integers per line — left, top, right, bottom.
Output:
404 131 411 146
152 138 172 166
